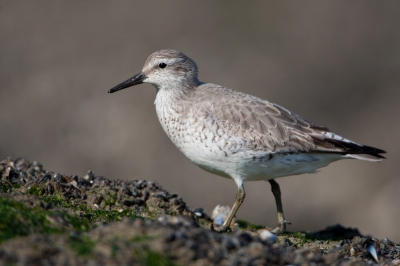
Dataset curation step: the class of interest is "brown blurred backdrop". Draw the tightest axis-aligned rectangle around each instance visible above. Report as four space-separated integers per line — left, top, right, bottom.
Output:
1 1 399 241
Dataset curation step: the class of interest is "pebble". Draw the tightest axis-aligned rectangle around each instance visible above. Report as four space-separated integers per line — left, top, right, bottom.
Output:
366 243 379 263
259 229 277 244
211 204 234 226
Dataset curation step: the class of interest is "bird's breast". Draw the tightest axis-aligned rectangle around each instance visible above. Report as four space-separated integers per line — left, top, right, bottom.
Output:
155 98 247 177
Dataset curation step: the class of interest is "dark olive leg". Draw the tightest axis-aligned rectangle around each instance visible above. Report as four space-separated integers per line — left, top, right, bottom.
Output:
268 179 291 234
211 184 245 233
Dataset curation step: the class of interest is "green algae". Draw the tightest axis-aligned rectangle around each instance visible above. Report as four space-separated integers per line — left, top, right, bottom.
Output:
134 249 177 266
68 234 96 255
0 197 62 243
236 219 265 230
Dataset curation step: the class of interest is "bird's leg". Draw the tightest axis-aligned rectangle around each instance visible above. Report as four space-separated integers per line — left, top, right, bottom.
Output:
268 179 291 234
211 184 245 233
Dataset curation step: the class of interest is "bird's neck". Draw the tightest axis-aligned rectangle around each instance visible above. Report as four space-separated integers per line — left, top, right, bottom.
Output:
153 79 201 106
155 87 187 104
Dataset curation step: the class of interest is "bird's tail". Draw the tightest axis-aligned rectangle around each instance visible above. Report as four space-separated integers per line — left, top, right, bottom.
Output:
310 127 386 162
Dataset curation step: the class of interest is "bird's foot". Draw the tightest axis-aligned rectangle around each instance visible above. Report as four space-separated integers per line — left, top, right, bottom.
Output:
270 219 291 234
210 223 232 233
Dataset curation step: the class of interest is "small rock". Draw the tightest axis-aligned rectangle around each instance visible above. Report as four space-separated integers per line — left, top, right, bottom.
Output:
366 243 379 263
133 198 145 206
83 170 95 182
154 192 168 201
211 204 234 226
259 229 277 244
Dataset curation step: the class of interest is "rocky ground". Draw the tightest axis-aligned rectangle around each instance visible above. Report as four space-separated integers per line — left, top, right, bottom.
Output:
0 157 399 265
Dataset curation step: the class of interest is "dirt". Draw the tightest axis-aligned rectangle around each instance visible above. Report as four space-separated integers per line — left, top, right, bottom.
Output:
0 157 399 265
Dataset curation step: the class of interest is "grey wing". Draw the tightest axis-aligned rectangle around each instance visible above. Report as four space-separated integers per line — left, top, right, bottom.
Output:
209 94 317 153
207 90 385 159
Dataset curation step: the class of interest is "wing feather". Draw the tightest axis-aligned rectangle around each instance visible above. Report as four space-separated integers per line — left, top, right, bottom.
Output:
195 84 386 159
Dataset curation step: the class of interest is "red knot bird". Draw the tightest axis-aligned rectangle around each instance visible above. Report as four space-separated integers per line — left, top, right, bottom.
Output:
108 49 386 233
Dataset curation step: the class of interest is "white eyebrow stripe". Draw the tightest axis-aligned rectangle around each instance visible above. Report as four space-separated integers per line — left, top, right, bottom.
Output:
156 57 183 65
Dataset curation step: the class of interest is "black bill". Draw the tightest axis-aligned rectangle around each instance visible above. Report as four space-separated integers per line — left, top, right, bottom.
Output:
108 72 147 93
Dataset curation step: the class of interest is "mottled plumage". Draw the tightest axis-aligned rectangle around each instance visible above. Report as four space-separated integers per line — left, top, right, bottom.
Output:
109 49 386 233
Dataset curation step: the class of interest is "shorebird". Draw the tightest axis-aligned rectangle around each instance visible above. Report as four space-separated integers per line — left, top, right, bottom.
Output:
108 49 386 233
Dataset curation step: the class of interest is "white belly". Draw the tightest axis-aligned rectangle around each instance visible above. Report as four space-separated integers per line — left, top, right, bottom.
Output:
181 140 343 181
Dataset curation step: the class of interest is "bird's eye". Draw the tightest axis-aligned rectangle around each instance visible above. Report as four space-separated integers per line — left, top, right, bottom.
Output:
158 63 167 69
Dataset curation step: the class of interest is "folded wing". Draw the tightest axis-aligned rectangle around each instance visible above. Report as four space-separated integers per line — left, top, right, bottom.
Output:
207 88 386 161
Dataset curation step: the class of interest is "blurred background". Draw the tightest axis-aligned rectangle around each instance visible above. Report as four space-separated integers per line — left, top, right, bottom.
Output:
1 1 399 241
